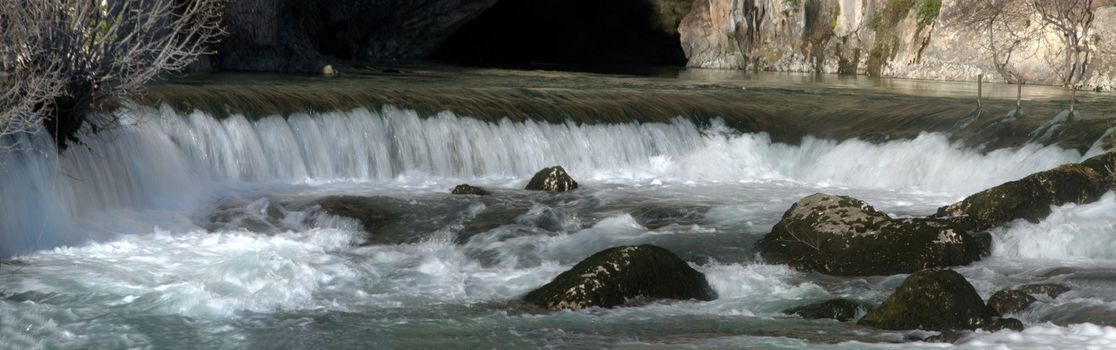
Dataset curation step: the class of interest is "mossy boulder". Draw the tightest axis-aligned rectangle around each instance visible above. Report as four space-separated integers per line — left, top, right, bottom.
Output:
858 269 1021 331
755 194 985 276
451 184 489 195
1019 283 1071 298
525 166 579 192
783 299 871 322
523 244 717 311
987 289 1037 315
935 152 1115 231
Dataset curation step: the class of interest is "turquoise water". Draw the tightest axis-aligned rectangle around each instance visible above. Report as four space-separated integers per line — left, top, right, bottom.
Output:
1 105 1114 349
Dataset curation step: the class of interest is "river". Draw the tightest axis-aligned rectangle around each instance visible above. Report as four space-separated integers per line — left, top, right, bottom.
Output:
1 67 1115 349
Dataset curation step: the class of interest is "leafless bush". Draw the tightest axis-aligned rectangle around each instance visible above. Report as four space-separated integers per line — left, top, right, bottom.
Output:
947 0 1101 87
947 0 1040 83
0 0 225 150
1032 0 1096 87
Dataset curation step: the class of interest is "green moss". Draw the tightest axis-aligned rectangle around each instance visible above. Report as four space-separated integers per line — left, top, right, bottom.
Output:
916 0 941 25
936 160 1111 230
858 269 996 331
830 6 840 29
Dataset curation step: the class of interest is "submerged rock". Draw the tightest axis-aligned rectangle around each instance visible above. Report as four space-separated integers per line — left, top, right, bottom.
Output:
525 166 579 192
935 152 1115 231
523 244 717 311
783 299 871 322
1019 283 1072 299
755 193 985 276
858 269 1020 332
451 184 490 195
315 196 463 244
988 289 1037 315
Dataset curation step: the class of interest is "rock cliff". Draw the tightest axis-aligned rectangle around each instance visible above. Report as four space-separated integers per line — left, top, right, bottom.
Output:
679 0 1116 90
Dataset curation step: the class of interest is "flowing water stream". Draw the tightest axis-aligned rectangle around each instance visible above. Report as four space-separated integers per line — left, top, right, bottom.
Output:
1 71 1115 349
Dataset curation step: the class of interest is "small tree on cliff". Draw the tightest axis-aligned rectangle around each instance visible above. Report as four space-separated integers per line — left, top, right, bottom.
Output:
1032 0 1096 87
948 0 1038 84
0 0 225 150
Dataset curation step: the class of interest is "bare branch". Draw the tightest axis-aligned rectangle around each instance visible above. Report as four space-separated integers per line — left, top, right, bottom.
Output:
1 0 226 150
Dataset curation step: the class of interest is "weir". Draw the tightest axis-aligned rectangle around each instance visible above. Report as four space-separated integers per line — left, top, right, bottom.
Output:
0 102 1087 256
143 68 1116 153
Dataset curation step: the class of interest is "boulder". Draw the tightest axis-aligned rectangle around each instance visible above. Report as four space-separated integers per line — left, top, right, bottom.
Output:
783 299 870 322
755 194 985 276
525 166 579 192
987 289 1037 315
451 184 489 195
1019 283 1072 299
858 269 1021 331
935 152 1115 231
316 196 464 244
523 244 717 311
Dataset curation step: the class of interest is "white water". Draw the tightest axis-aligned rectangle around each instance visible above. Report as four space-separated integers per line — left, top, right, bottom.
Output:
1 105 1113 349
0 105 1081 255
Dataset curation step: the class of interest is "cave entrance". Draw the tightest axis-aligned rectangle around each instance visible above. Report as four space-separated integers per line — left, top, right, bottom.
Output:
434 0 691 68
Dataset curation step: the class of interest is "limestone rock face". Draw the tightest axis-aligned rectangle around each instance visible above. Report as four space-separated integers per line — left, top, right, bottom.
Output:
756 193 985 276
935 152 1115 231
525 166 579 192
858 269 1018 331
523 245 717 311
451 184 489 195
677 0 1116 90
988 289 1037 315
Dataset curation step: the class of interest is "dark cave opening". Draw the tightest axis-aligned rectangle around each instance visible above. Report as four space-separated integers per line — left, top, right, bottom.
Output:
434 0 691 68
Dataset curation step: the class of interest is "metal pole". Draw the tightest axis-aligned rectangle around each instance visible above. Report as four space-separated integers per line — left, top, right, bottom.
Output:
1070 85 1077 114
1017 80 1023 110
977 74 983 108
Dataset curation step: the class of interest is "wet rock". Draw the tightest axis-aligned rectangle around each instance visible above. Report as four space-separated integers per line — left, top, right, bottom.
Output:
783 299 871 322
523 244 717 311
755 193 985 276
923 330 973 344
457 206 531 243
921 317 1024 335
858 269 1005 331
205 197 288 234
1019 283 1072 299
631 205 709 230
316 196 463 244
987 289 1037 315
935 152 1115 231
451 184 490 195
525 166 579 192
989 317 1026 332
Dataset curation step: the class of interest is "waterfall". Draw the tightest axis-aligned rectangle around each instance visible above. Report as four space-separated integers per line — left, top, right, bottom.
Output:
0 105 1083 256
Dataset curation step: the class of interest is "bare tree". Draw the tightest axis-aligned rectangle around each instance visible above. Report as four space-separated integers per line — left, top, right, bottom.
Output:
947 0 1038 83
0 0 225 150
1032 0 1096 86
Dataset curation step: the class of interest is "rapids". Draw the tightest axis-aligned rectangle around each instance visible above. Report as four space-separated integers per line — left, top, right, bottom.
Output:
1 105 1114 349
